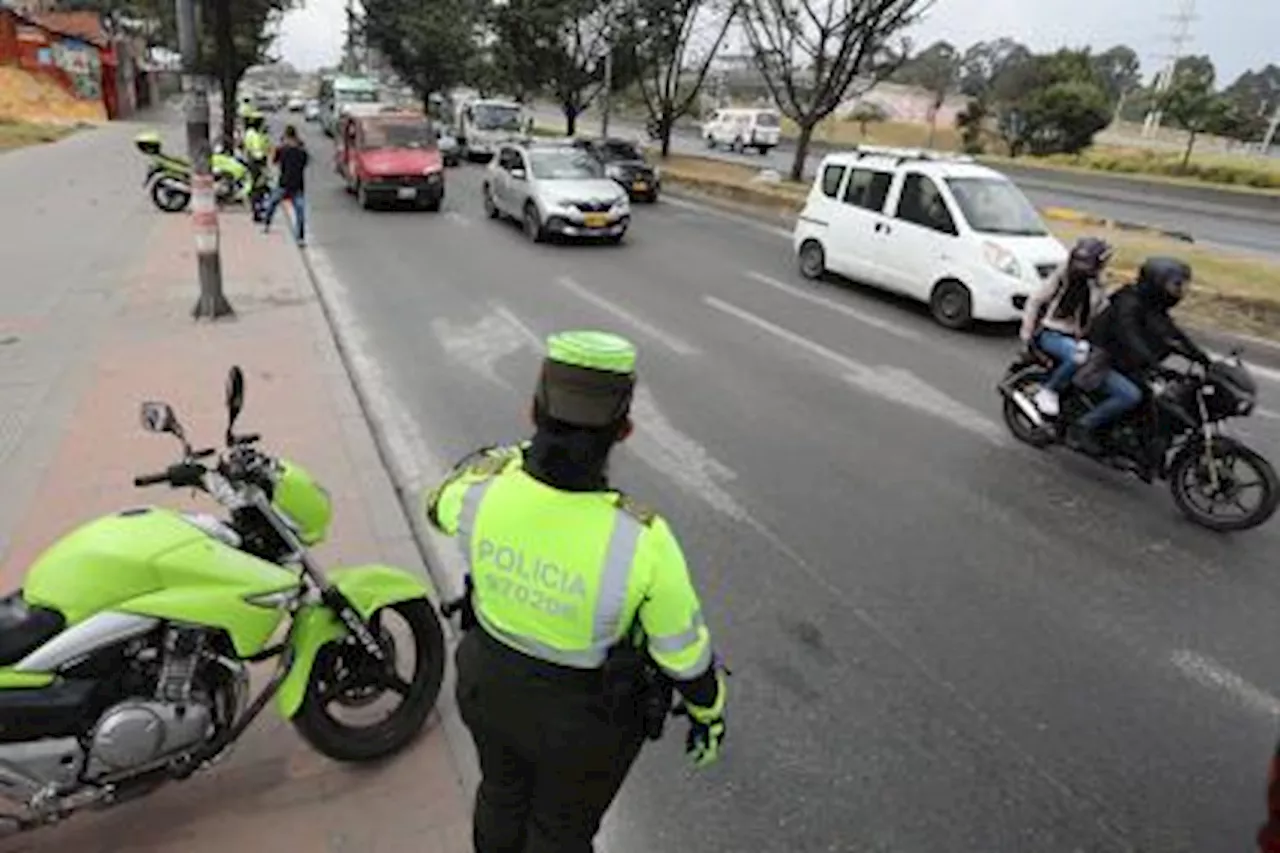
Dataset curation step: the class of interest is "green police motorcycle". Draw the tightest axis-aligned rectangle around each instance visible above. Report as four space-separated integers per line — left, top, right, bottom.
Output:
135 132 253 213
0 367 445 834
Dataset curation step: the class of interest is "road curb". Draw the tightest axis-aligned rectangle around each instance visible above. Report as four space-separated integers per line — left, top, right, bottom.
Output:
283 211 484 812
1039 205 1196 243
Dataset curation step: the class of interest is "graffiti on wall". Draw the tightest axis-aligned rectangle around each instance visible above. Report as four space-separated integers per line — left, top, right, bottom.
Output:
50 38 99 100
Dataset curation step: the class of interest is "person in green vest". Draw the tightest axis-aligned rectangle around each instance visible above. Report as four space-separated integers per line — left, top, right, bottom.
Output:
425 330 727 853
240 110 271 222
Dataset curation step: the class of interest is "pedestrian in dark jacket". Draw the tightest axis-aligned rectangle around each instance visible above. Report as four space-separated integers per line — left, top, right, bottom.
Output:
262 124 310 246
1069 256 1210 455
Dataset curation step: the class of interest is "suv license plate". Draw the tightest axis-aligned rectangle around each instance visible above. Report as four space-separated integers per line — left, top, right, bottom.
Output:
632 182 648 192
583 213 608 228
397 187 417 200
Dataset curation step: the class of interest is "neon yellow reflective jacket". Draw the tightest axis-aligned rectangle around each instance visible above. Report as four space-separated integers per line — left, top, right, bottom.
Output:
425 445 715 682
243 128 270 161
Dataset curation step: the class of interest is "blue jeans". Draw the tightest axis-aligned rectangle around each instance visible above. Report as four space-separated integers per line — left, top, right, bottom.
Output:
1078 369 1143 431
1035 329 1080 392
263 188 306 243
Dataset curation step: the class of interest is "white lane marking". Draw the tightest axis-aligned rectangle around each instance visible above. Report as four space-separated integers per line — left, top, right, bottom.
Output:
661 194 793 239
556 276 698 356
432 311 530 388
628 385 749 522
744 270 920 342
489 304 750 521
705 295 1007 446
1258 408 1280 421
445 211 471 227
1170 649 1280 718
1210 352 1280 386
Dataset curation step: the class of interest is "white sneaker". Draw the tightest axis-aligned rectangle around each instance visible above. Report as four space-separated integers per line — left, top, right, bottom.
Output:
1033 387 1060 417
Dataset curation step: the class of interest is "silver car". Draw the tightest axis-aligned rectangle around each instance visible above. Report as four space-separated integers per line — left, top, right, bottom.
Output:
483 142 631 244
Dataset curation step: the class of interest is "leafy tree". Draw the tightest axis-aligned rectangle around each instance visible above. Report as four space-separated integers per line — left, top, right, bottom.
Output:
985 48 1111 156
740 0 933 181
1221 64 1280 143
1023 80 1111 155
362 0 481 113
955 98 987 153
893 40 960 146
1091 44 1141 108
849 101 888 137
957 38 1031 99
1159 58 1234 168
491 0 619 135
625 0 736 157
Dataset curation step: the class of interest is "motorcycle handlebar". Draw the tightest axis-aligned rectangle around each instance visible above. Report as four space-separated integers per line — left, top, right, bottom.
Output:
133 461 208 489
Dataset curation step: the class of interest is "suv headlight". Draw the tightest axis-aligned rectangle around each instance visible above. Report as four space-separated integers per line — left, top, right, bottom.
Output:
606 164 624 179
611 196 629 212
983 242 1023 279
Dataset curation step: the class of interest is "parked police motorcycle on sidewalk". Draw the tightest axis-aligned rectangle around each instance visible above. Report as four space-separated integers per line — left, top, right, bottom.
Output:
0 367 445 834
134 132 253 213
999 344 1279 532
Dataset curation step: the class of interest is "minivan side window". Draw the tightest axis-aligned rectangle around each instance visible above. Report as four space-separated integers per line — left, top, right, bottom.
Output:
820 164 846 199
896 173 957 235
842 168 892 213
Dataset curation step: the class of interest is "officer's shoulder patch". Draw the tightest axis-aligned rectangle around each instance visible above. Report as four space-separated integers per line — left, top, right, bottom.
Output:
464 445 521 479
613 492 658 526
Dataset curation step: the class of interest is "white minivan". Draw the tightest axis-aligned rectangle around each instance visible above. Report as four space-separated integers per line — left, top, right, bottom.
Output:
792 146 1068 329
702 108 782 154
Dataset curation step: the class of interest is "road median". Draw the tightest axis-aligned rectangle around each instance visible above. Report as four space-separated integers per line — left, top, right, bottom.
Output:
654 152 1280 344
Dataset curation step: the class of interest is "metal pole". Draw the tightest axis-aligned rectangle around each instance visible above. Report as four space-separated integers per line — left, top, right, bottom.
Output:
1262 104 1280 154
178 0 232 320
601 46 613 137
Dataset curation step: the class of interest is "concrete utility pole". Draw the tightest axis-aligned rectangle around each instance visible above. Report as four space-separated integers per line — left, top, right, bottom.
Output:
177 0 232 320
345 0 357 73
1262 103 1280 154
601 48 613 137
1142 0 1197 138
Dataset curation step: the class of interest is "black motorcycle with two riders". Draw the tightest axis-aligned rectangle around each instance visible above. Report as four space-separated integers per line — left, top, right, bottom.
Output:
999 257 1279 533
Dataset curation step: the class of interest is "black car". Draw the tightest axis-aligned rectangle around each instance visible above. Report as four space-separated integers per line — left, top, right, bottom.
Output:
575 137 659 202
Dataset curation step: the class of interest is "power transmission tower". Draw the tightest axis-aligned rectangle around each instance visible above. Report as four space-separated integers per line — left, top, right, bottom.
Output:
1142 0 1197 137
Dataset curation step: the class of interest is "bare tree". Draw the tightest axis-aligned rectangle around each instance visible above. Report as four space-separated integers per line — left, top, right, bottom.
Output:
627 0 738 157
741 0 932 181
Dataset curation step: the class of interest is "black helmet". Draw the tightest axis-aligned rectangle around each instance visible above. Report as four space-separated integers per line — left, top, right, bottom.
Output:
1136 256 1192 308
1067 236 1112 278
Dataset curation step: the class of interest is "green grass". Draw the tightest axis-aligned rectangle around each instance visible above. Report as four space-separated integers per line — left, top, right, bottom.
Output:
0 118 76 151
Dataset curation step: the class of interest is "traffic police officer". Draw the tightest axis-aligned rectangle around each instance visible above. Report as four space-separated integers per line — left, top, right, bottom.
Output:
240 110 271 222
425 330 727 853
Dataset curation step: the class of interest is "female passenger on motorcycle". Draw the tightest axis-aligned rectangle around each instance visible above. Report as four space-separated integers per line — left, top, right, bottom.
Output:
1018 236 1113 417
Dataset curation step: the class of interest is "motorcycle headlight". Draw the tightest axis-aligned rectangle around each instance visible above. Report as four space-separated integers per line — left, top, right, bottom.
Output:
983 242 1023 280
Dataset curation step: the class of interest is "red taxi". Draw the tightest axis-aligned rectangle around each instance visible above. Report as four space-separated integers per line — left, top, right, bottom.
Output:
336 109 445 211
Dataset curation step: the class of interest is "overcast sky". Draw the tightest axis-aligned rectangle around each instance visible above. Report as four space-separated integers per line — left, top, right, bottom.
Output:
276 0 1277 86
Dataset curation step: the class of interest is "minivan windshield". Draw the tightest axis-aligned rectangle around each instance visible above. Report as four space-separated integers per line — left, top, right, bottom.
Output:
756 112 780 127
528 148 604 180
945 177 1048 236
472 103 522 131
362 120 433 149
337 89 379 104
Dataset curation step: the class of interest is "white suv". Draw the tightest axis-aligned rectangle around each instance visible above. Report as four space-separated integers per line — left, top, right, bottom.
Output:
793 146 1067 329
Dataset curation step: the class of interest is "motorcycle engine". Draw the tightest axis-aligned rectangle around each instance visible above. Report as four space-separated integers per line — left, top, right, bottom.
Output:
85 699 213 777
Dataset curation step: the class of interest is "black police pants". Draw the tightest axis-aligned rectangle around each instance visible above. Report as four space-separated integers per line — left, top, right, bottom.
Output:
456 629 645 853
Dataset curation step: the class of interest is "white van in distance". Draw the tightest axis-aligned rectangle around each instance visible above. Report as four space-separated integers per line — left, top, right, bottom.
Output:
701 108 782 155
792 146 1068 330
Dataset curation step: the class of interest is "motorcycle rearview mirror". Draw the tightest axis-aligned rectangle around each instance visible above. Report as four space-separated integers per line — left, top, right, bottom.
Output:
225 366 245 443
141 401 190 452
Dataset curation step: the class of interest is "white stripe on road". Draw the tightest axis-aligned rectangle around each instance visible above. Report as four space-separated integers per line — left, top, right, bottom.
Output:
705 295 1007 446
444 211 471 227
489 304 750 521
432 310 532 389
1170 649 1280 718
556 276 698 356
743 270 920 342
661 194 793 239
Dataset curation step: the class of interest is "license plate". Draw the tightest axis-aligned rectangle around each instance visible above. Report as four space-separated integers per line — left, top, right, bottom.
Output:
583 213 608 228
397 187 417 200
632 182 648 192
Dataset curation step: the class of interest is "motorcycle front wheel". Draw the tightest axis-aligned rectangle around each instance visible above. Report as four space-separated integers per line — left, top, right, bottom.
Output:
150 178 191 213
292 598 445 762
1168 439 1280 532
1000 369 1055 449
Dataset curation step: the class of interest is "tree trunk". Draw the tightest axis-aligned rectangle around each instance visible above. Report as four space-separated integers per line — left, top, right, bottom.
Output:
212 0 237 150
564 106 577 137
1181 130 1197 171
660 118 672 158
790 120 816 183
926 105 939 148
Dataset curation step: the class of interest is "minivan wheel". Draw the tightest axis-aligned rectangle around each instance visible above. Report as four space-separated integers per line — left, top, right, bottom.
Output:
798 240 826 280
930 280 973 329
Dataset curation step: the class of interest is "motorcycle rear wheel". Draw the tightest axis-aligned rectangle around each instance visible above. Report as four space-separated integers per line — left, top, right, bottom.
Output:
1001 370 1055 449
293 598 445 762
1168 439 1280 532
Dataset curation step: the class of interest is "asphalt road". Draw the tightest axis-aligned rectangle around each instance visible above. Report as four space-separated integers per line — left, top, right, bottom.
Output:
302 130 1280 853
534 108 1280 258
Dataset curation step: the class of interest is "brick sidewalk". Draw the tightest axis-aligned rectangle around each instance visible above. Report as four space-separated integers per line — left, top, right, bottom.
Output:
0 210 470 852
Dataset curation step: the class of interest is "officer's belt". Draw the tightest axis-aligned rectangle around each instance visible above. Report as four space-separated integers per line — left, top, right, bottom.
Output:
473 623 609 688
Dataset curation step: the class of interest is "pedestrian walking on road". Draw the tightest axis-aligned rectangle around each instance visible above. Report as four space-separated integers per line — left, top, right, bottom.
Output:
425 330 728 853
262 123 309 247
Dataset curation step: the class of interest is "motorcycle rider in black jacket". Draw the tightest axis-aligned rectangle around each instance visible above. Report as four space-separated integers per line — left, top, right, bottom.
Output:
1069 257 1211 456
